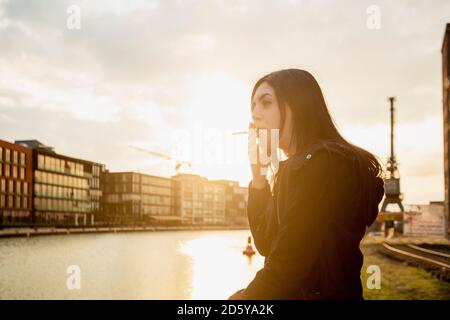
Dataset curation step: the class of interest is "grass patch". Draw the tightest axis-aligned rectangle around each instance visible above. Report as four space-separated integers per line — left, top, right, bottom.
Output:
360 243 450 300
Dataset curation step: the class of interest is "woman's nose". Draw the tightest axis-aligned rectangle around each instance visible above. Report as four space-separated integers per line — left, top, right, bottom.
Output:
251 107 262 123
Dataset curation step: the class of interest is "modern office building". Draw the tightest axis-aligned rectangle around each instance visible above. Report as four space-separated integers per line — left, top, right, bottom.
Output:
0 139 33 224
213 180 248 227
172 174 226 225
15 140 104 226
1 138 249 227
442 23 450 238
101 171 178 224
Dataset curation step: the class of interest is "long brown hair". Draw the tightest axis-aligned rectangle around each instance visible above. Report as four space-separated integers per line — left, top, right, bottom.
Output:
251 69 383 214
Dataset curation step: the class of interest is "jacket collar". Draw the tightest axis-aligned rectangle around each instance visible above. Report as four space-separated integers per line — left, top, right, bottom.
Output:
282 140 356 171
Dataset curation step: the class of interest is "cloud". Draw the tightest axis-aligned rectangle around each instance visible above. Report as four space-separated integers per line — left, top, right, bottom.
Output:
0 0 448 202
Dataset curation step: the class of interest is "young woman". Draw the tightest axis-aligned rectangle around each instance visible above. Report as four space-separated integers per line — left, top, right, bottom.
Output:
228 69 385 300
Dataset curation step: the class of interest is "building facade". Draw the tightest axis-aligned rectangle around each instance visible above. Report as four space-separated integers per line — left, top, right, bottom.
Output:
172 174 226 225
101 172 175 224
1 139 249 227
213 180 248 227
0 139 33 224
442 23 450 238
15 140 104 226
404 202 446 238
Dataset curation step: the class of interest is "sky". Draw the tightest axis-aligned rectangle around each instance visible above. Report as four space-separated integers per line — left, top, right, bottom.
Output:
0 0 449 205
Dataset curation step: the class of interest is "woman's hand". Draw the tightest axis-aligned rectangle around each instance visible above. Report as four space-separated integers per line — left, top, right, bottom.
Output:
248 122 269 189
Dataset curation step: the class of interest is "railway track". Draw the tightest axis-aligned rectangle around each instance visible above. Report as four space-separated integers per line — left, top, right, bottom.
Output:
380 242 450 282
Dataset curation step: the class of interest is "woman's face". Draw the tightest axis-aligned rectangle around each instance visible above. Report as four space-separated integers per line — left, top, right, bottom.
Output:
251 81 295 155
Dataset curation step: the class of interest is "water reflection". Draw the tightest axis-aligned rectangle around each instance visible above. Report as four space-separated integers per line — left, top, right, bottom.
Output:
0 230 263 299
179 233 264 299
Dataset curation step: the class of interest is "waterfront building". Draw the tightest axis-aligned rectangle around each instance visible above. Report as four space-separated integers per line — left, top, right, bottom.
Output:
0 139 33 224
15 140 104 226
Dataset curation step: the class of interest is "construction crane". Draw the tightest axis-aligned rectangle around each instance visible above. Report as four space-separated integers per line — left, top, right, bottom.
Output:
128 145 192 175
381 97 404 212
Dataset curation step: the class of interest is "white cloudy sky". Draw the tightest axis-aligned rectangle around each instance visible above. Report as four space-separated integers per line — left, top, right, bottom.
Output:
0 0 449 205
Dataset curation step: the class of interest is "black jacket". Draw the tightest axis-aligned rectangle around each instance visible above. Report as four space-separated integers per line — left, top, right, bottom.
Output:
229 140 384 300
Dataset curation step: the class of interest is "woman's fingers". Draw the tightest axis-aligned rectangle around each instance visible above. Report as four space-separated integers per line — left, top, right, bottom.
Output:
248 123 258 165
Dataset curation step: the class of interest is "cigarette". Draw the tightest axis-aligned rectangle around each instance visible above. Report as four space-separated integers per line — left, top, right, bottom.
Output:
232 131 249 135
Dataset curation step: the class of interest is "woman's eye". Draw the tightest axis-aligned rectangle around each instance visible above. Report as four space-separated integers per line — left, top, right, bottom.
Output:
262 100 271 108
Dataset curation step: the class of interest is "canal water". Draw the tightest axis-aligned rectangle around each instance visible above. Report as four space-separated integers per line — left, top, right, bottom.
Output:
0 230 264 299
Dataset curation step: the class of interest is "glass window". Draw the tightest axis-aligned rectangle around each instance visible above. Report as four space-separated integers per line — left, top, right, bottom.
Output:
5 149 11 163
0 194 5 208
24 182 28 195
20 167 25 180
35 198 40 210
42 171 47 183
5 164 10 177
34 183 40 196
15 195 20 208
94 165 100 177
0 179 5 193
0 147 2 162
50 157 55 172
16 181 21 194
5 149 10 163
22 197 28 209
38 155 45 170
13 151 18 164
12 166 17 178
20 153 25 166
55 159 60 173
43 156 48 170
8 195 13 208
8 180 13 194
